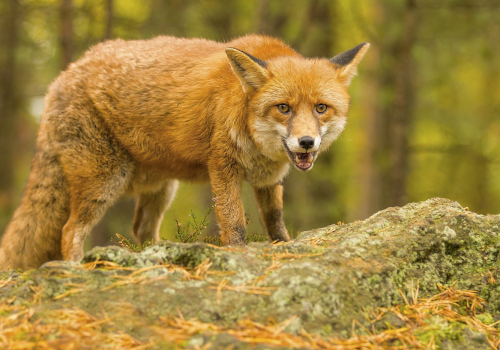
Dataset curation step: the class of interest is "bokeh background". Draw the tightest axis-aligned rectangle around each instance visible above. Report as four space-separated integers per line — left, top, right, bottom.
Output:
0 0 499 249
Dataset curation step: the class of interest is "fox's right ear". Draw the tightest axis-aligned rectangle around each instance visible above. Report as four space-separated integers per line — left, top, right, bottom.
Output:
226 48 269 94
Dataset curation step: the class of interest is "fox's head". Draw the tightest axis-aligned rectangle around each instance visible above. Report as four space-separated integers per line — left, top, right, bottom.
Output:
226 43 369 171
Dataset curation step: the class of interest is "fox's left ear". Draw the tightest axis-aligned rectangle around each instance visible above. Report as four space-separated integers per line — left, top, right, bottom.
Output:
330 42 370 87
226 48 269 94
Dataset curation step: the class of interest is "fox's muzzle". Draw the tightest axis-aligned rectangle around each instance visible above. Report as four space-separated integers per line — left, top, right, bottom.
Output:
283 136 320 171
298 136 315 150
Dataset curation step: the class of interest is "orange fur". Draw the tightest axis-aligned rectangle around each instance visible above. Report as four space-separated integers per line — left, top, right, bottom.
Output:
0 35 368 270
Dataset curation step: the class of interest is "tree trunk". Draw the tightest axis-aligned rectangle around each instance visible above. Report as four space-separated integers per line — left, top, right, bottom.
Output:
291 0 333 56
257 0 286 37
104 0 113 40
356 0 418 218
386 0 417 207
354 44 383 221
0 0 21 219
60 0 73 69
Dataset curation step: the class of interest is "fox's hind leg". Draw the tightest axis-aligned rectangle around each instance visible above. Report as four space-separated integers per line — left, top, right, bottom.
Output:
55 106 135 261
253 183 290 242
132 179 179 245
60 157 134 262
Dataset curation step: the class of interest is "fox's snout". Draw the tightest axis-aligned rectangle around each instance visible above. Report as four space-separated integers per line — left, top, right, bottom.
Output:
283 134 321 172
298 136 315 151
285 135 321 153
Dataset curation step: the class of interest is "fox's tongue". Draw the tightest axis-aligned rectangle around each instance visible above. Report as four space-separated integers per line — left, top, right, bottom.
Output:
294 152 313 170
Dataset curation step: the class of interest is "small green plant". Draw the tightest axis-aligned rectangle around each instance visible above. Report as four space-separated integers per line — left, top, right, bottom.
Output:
202 232 269 246
175 199 269 245
246 232 268 243
202 235 223 246
175 197 217 243
112 233 153 252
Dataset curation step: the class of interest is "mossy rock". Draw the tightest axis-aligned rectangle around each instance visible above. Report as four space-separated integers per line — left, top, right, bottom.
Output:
1 197 499 349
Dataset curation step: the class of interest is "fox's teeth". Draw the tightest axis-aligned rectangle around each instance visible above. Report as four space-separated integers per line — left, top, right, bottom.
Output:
295 155 300 163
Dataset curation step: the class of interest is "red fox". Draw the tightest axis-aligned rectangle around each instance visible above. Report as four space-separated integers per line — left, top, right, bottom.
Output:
0 35 369 270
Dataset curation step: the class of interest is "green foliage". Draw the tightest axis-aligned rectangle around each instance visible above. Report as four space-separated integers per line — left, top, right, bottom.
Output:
175 198 217 243
110 198 268 250
201 232 269 246
173 199 269 245
111 233 153 252
201 235 223 246
246 232 268 243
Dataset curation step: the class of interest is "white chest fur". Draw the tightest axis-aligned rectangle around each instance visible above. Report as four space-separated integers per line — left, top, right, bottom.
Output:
243 155 290 187
231 128 290 187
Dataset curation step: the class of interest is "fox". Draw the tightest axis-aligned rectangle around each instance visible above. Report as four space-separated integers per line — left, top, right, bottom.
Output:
0 35 369 270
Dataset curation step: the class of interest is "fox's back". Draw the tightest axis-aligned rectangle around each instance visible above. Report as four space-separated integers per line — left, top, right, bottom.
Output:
60 35 298 100
41 35 298 172
60 35 298 102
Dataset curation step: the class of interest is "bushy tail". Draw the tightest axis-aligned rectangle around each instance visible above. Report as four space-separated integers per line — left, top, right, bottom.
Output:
0 149 69 270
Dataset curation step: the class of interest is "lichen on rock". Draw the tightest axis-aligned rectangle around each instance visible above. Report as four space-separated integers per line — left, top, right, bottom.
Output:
1 197 500 349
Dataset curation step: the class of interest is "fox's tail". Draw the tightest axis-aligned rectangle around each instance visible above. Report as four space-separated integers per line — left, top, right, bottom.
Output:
0 148 69 270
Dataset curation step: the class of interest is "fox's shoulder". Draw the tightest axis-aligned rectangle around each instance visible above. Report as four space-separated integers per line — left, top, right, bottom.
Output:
226 35 299 60
62 35 300 83
78 36 223 61
72 35 297 66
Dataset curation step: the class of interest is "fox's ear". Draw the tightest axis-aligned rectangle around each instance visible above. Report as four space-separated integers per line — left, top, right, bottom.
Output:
226 48 269 93
330 42 370 87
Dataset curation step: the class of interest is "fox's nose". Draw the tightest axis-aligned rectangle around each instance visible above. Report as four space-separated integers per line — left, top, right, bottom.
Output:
298 136 315 150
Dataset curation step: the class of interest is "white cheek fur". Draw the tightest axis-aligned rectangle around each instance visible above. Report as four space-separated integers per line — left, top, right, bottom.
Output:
319 117 347 152
230 127 254 153
252 119 287 160
286 137 300 151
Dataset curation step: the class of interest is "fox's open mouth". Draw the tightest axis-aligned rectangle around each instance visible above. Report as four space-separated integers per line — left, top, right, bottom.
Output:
293 151 316 170
283 142 317 171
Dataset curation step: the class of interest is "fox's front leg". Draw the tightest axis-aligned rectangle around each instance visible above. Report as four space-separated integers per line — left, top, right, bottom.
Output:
253 183 290 242
209 162 246 245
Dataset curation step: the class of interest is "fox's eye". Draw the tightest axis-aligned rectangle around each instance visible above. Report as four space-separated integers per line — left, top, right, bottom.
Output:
315 104 327 114
277 104 290 114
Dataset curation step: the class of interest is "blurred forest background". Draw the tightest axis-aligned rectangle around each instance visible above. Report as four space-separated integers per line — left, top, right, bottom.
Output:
0 0 499 249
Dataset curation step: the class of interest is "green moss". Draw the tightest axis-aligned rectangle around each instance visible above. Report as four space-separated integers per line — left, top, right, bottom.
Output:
11 330 29 341
415 318 465 345
476 313 495 325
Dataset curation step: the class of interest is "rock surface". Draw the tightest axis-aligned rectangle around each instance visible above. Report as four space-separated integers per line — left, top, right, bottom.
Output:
1 198 500 349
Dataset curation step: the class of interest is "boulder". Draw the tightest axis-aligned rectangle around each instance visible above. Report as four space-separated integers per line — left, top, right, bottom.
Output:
1 198 499 349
